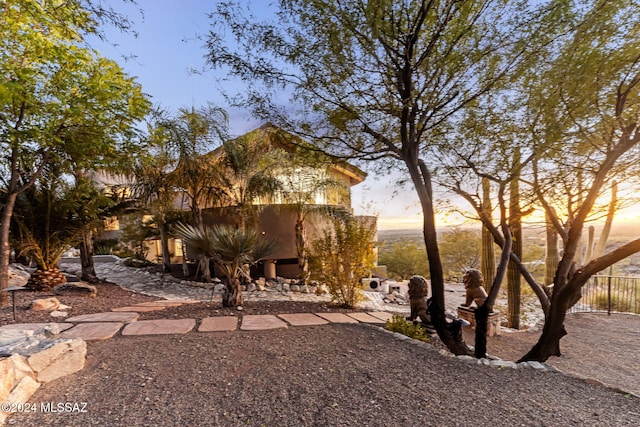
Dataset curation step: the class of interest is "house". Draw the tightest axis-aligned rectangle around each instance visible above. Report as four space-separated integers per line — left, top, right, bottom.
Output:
198 124 374 279
93 124 377 279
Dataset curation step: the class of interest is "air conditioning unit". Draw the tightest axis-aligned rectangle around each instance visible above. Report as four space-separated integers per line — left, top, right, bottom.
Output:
362 277 381 292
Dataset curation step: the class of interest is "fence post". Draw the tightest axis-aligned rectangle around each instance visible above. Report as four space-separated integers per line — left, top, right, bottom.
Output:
607 266 613 315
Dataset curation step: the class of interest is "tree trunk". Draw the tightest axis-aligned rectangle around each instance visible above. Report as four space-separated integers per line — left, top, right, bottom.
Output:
199 256 211 282
0 192 18 306
79 228 97 282
295 216 309 284
222 277 242 307
160 226 171 273
518 298 569 362
481 178 495 293
409 159 469 355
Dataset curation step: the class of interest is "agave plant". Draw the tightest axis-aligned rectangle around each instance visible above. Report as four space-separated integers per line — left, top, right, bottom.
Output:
173 223 278 307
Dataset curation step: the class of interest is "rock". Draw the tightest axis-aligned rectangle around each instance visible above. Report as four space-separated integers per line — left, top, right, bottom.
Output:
290 284 300 292
30 297 61 311
213 284 225 294
0 358 14 402
0 376 40 425
58 304 72 311
27 338 86 383
50 311 69 318
281 283 289 292
256 283 265 291
8 264 30 287
62 272 81 282
246 283 256 292
255 277 266 287
53 282 97 298
8 354 33 383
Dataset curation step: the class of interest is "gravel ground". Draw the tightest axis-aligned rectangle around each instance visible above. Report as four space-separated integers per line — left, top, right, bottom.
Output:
3 271 640 426
7 324 640 427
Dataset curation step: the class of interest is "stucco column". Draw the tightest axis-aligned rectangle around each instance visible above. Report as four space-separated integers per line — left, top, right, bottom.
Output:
264 260 276 279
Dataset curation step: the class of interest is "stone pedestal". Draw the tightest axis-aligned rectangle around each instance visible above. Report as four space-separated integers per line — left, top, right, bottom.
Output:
457 306 501 336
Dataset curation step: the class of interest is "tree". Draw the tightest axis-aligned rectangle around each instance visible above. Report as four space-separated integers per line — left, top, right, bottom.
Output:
207 0 561 353
11 169 96 290
164 106 228 279
131 141 180 272
173 223 278 307
308 214 377 308
438 228 480 280
0 0 149 304
210 127 283 230
440 0 640 360
378 241 430 280
517 0 640 362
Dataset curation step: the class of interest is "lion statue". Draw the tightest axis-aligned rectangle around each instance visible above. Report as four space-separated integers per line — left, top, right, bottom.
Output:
406 275 430 324
461 268 488 309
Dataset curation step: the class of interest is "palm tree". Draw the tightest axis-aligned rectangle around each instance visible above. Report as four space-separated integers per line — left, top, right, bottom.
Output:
173 223 278 307
212 133 283 230
161 105 228 279
11 172 91 290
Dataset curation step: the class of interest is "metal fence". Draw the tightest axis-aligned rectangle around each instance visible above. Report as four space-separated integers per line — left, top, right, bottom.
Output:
569 275 640 315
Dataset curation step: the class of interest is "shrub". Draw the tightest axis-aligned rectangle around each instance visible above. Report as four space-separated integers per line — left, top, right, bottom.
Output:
309 214 376 308
386 314 430 342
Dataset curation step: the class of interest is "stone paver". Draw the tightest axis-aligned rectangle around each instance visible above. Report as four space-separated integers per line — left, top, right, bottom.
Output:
0 322 74 332
278 313 329 326
66 312 139 323
121 319 195 336
347 312 386 323
199 316 238 332
367 311 394 322
240 315 288 331
133 301 185 307
61 323 123 341
315 313 360 323
112 306 167 312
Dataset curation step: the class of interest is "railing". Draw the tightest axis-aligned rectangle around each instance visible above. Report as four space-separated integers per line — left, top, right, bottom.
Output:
569 275 640 315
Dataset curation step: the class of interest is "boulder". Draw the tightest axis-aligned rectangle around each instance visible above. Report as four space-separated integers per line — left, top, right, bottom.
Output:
30 297 61 311
0 357 14 402
27 338 86 383
53 282 97 298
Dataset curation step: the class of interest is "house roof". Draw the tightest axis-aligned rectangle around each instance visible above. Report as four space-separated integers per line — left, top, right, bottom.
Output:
208 123 367 187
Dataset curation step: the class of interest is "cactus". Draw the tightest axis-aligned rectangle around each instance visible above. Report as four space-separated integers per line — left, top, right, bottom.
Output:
544 210 559 288
481 178 495 292
594 181 617 259
507 172 522 329
584 226 595 264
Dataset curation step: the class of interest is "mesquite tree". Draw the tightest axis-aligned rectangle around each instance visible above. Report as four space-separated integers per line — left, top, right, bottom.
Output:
206 0 560 355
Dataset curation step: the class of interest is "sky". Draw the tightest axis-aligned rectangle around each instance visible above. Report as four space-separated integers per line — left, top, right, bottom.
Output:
90 1 639 230
90 0 434 230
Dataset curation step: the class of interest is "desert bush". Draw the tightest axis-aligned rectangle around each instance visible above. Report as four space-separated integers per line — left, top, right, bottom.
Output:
378 241 430 280
386 314 430 342
309 214 376 308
